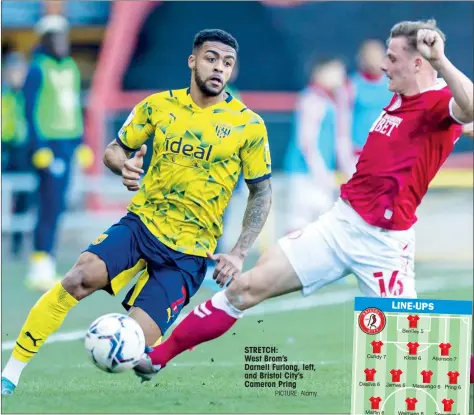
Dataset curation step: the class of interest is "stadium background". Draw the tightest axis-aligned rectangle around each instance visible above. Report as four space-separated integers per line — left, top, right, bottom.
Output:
1 1 473 414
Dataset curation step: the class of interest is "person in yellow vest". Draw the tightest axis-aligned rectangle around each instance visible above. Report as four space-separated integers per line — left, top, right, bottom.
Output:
24 15 94 291
2 52 29 256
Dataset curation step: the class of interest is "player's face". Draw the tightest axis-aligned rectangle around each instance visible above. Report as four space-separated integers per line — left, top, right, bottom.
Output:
381 37 418 94
190 41 236 97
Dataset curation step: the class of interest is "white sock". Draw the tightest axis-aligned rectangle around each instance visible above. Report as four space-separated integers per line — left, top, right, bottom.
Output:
2 356 27 386
211 290 244 319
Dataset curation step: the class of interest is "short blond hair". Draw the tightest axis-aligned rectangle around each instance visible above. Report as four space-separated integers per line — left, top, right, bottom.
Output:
388 19 446 52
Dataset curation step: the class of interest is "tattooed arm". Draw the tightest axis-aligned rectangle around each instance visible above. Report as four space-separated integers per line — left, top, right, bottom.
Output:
208 178 272 287
231 178 272 259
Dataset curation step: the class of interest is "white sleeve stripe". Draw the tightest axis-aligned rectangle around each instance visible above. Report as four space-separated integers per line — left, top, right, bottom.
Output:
448 97 470 125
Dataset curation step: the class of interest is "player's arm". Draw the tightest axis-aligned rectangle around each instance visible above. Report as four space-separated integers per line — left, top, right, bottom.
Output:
231 177 272 260
103 99 155 190
209 177 272 287
417 29 474 124
232 118 273 260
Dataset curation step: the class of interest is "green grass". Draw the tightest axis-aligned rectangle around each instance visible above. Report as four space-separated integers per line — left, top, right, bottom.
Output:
1 256 473 413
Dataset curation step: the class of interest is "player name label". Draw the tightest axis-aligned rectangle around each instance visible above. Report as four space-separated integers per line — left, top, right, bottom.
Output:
351 297 472 415
243 346 317 397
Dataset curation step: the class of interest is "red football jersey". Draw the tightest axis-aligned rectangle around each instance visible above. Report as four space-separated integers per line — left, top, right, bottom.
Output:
407 315 420 328
407 342 420 355
405 397 418 411
371 340 383 354
447 371 460 384
421 370 433 384
364 368 377 381
369 396 382 410
341 80 463 230
390 369 403 383
439 343 451 356
442 398 454 412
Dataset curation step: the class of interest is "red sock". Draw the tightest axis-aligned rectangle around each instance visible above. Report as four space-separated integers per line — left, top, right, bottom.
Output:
470 355 473 383
148 294 240 368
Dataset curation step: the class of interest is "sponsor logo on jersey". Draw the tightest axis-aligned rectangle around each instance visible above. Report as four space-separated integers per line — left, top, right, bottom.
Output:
370 111 403 137
165 137 213 161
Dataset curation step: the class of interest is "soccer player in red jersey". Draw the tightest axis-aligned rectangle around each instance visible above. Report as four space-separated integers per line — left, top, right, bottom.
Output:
439 342 451 356
405 397 418 411
364 368 376 381
390 369 403 383
447 371 460 384
407 315 420 328
407 342 420 355
371 340 384 354
134 19 474 384
442 398 454 412
421 369 433 383
369 396 382 410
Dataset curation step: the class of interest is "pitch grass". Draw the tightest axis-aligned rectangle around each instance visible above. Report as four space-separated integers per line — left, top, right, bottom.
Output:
1 258 473 413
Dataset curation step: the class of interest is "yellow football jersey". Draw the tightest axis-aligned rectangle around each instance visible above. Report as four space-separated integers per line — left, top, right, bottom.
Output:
117 88 271 257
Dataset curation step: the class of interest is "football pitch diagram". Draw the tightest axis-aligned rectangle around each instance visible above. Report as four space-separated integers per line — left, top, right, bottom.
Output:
352 297 472 415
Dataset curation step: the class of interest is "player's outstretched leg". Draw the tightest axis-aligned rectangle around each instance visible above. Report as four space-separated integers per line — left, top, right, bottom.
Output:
1 253 108 395
134 243 302 381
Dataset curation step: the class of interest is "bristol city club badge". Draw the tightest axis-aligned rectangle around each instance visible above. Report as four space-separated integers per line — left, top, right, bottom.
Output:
358 307 386 335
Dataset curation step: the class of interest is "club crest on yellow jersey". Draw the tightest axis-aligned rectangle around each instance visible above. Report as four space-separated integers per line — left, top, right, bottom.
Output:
215 123 232 139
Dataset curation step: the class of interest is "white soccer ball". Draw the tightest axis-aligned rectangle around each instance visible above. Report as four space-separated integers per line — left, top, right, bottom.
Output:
84 313 146 373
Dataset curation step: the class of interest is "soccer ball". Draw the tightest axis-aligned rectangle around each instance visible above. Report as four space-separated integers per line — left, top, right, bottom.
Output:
84 313 146 373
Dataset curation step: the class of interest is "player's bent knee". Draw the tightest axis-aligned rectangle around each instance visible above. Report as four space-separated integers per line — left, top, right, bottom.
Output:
62 252 109 301
226 273 253 310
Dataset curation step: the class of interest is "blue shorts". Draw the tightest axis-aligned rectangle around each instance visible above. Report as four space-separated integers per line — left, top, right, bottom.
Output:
85 212 207 334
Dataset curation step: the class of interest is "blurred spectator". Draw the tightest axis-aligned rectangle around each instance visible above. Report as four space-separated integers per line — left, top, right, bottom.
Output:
2 52 28 170
2 51 29 257
349 39 393 153
25 15 93 291
283 57 350 231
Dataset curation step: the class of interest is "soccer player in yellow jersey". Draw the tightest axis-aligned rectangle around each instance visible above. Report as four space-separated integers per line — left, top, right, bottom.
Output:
1 29 272 395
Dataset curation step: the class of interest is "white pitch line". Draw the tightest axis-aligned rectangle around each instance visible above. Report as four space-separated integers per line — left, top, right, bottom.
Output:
2 273 471 352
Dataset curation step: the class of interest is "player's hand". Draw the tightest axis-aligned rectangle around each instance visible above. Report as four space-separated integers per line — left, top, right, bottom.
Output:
122 144 146 191
206 251 244 288
416 29 445 66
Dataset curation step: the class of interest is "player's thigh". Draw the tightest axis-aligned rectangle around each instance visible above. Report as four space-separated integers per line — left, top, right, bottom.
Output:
122 258 206 338
277 219 349 297
79 219 147 297
350 231 416 298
